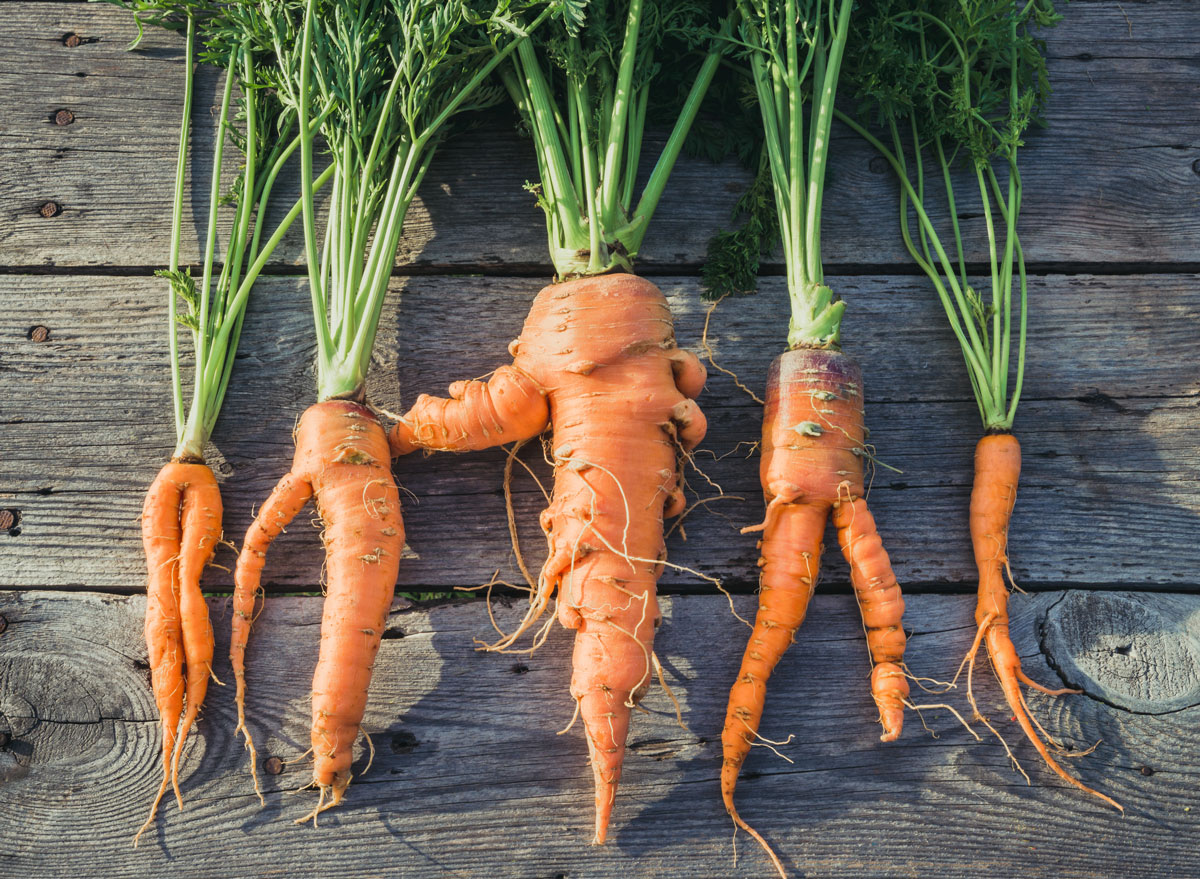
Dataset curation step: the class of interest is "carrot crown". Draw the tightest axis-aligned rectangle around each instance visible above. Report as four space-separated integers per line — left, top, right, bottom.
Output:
498 0 728 279
106 2 313 459
281 0 558 401
840 0 1060 429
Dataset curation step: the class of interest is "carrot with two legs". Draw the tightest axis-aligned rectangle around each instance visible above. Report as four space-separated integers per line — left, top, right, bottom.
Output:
702 2 909 873
229 0 558 821
122 1 324 844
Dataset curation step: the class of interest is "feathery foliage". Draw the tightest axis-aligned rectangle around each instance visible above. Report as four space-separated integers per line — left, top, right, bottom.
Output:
841 0 1059 428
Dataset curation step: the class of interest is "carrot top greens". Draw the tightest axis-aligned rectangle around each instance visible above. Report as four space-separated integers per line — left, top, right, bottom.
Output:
268 0 557 401
703 0 856 350
498 0 728 279
103 1 323 460
841 0 1060 429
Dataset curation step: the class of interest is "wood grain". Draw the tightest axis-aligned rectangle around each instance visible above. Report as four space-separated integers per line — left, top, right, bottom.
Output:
1 2 1199 270
0 589 1193 879
2 273 1198 592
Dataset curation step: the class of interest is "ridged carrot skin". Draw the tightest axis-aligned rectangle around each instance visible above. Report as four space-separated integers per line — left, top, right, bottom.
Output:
968 433 1121 810
138 459 222 844
231 399 404 815
722 348 908 845
392 274 707 843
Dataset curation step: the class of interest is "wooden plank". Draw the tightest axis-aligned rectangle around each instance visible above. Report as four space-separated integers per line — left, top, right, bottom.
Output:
0 589 1194 878
2 273 1198 592
2 2 1199 270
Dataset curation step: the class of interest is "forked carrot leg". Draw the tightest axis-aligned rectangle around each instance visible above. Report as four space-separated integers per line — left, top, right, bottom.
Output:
832 495 908 741
170 467 222 800
967 433 1121 811
231 470 313 801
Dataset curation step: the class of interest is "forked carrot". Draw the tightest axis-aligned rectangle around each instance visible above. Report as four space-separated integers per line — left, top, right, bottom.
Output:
232 400 403 812
697 1 911 873
140 460 221 840
228 0 555 820
128 4 315 845
721 350 907 874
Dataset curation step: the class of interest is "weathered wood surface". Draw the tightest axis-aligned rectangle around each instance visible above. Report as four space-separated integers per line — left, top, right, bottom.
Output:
2 2 1200 271
2 273 1198 592
0 589 1195 879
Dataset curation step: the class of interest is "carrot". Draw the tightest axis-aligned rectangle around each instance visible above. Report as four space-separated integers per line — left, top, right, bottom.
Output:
139 460 221 842
126 4 318 845
394 274 707 841
227 0 556 820
843 0 1120 810
698 3 913 872
232 400 403 812
388 3 727 841
719 350 907 872
964 434 1121 810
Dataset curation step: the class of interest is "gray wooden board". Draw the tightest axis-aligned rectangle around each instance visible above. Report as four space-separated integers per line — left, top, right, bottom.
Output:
1 273 1198 592
2 2 1200 271
0 589 1196 879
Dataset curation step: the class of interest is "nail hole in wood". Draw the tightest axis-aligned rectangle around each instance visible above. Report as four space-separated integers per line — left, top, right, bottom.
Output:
1114 644 1132 656
263 756 284 776
39 202 62 219
53 109 75 126
0 509 19 534
63 33 82 48
28 325 50 342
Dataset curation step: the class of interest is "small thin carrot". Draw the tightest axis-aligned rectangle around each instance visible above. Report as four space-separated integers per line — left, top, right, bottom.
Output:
964 434 1121 811
843 0 1120 811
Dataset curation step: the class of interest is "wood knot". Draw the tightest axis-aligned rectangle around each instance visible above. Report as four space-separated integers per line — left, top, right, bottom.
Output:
1042 591 1200 713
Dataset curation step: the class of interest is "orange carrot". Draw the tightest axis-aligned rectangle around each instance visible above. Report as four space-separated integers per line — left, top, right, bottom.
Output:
963 433 1121 810
137 459 221 845
721 349 907 872
392 274 707 842
232 400 404 818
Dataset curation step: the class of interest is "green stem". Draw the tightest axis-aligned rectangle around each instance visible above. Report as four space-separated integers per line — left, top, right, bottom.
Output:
599 0 643 218
195 49 237 388
804 0 853 285
976 164 1002 408
625 43 723 260
837 109 997 414
298 0 333 378
167 14 194 443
